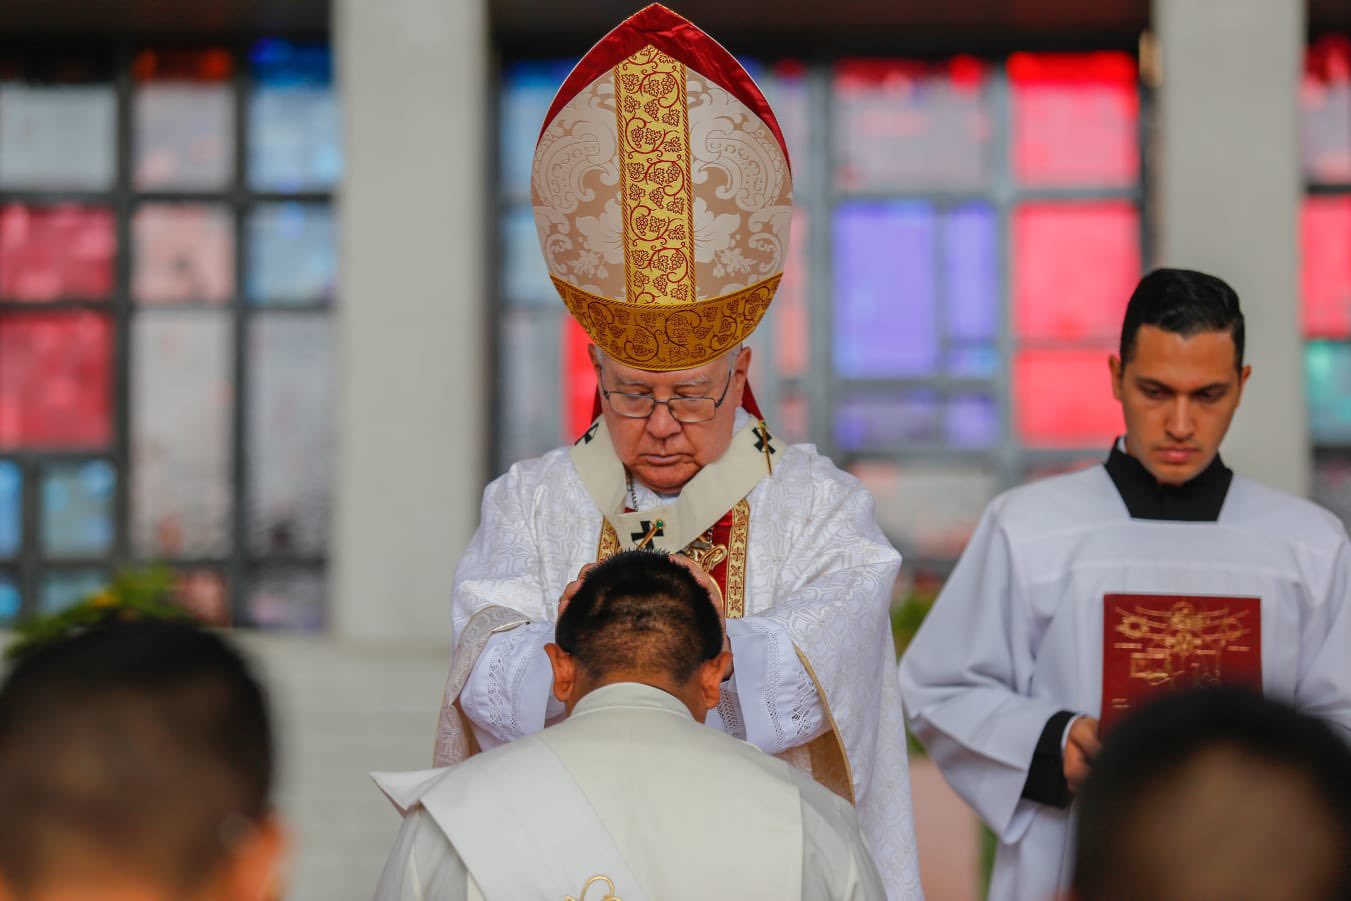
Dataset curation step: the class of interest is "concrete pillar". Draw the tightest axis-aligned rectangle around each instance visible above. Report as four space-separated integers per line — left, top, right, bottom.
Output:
333 0 490 642
1152 0 1307 495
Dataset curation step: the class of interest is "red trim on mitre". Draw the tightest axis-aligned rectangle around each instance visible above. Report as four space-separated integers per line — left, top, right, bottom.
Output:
588 381 765 424
538 3 790 166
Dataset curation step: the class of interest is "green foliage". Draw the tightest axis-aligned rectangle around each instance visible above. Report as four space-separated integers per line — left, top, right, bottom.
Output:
5 566 190 662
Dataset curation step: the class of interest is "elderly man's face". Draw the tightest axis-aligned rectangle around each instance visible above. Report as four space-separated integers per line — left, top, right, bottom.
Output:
592 346 751 495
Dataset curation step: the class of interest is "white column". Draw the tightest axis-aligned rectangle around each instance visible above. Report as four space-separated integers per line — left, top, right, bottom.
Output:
1153 0 1307 495
333 0 490 642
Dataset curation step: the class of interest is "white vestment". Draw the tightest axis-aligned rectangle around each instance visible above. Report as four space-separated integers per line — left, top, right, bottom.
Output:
378 682 886 901
898 464 1351 901
434 412 923 900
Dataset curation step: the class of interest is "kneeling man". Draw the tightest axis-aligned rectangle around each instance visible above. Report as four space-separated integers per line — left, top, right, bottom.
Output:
375 550 884 901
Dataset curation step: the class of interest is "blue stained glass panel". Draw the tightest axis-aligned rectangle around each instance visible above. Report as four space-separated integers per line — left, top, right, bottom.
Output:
0 461 19 557
247 203 336 304
944 203 999 340
0 572 18 624
1306 342 1351 443
40 569 108 615
501 60 577 200
248 41 340 191
946 394 999 447
502 205 553 307
41 460 115 557
835 392 940 451
835 203 937 377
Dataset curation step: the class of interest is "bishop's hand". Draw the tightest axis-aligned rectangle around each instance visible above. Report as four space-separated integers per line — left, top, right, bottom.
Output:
557 562 598 618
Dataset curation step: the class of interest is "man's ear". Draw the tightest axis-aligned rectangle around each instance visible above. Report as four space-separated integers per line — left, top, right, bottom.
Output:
544 643 576 704
222 813 286 901
1108 353 1124 401
697 651 732 711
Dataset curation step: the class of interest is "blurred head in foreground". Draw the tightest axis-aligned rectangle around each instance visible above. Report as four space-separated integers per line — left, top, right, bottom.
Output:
0 620 283 901
1072 687 1351 901
546 550 730 720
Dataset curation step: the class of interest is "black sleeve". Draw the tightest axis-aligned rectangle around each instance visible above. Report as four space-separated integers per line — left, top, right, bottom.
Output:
1020 709 1077 808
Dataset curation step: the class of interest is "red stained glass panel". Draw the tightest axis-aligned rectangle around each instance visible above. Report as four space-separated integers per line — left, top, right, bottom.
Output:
1013 202 1140 343
1014 348 1122 447
0 205 115 301
562 315 596 443
1009 52 1139 187
1301 36 1351 183
0 312 112 449
1302 195 1351 339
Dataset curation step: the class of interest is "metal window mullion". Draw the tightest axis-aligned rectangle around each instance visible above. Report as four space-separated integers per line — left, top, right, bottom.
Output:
806 62 835 459
992 61 1020 491
112 41 134 571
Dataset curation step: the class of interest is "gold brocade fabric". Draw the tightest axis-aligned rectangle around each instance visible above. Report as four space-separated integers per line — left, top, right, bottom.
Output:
614 48 696 306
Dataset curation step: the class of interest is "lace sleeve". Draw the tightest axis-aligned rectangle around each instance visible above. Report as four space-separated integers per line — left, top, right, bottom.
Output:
458 621 555 750
724 617 827 754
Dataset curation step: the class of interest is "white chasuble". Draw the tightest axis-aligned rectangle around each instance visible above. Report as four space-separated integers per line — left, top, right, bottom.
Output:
899 465 1351 901
382 683 885 901
434 412 923 900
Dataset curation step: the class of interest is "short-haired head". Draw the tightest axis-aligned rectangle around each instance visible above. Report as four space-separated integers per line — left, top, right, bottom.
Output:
1119 268 1245 370
0 619 276 897
554 549 724 686
1073 687 1351 901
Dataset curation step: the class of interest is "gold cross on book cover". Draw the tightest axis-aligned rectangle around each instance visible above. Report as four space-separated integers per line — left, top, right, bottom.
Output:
1100 593 1262 736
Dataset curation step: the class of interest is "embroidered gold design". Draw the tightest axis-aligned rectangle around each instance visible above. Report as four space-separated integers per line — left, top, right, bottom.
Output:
566 874 621 901
614 47 695 307
597 520 622 561
724 499 749 618
683 533 728 573
792 646 856 803
1113 600 1252 688
552 273 781 371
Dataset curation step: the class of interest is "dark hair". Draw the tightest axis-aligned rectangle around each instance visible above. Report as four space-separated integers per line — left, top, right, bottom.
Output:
1119 268 1245 368
1074 687 1351 900
555 550 723 683
0 619 273 893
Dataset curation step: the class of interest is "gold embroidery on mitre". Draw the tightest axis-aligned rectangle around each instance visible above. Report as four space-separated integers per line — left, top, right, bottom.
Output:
566 874 621 901
552 273 781 371
614 47 695 307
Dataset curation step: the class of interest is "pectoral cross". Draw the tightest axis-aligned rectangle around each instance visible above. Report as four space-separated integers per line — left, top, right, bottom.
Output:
752 421 776 474
575 422 600 445
631 519 665 548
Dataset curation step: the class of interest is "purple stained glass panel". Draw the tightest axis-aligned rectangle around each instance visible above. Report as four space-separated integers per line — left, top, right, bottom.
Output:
944 203 998 341
835 392 940 451
835 202 937 378
946 394 999 448
247 567 325 631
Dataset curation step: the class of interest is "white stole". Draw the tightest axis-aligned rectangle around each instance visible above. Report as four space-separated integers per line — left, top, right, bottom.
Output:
401 738 651 901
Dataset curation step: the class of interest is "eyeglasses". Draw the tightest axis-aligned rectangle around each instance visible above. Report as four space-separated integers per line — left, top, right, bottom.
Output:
599 365 734 424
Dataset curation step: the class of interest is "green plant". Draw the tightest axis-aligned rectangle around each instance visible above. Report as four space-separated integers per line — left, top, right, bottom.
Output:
5 566 190 662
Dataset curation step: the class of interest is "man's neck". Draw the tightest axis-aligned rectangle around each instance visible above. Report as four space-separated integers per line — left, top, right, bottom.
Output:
1105 439 1232 522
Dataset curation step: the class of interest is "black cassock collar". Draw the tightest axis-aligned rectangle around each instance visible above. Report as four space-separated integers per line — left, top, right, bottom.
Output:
1103 440 1233 522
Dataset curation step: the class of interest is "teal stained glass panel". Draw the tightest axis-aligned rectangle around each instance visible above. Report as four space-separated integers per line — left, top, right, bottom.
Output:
0 461 18 557
1307 341 1351 444
41 460 115 557
40 569 108 615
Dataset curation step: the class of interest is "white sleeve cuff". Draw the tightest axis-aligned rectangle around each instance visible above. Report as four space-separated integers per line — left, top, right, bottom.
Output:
725 617 826 754
458 620 556 750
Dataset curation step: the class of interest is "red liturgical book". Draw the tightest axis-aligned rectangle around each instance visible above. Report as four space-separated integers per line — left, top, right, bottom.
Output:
1100 593 1262 736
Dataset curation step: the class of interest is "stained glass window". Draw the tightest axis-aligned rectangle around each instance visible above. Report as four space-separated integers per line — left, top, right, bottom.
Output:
248 41 340 191
247 316 333 556
1013 202 1140 343
1009 52 1139 187
132 204 234 304
0 572 17 625
0 461 18 557
247 203 336 305
248 568 325 631
849 461 999 559
133 49 235 190
0 205 116 301
0 84 116 190
131 314 232 557
1015 348 1122 447
1302 196 1351 340
1307 341 1351 444
39 569 107 615
1302 36 1351 183
834 58 990 191
41 461 115 557
0 312 113 449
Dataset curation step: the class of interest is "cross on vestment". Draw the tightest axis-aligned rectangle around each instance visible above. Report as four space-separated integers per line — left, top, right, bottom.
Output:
631 519 665 547
752 422 777 473
575 422 600 445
